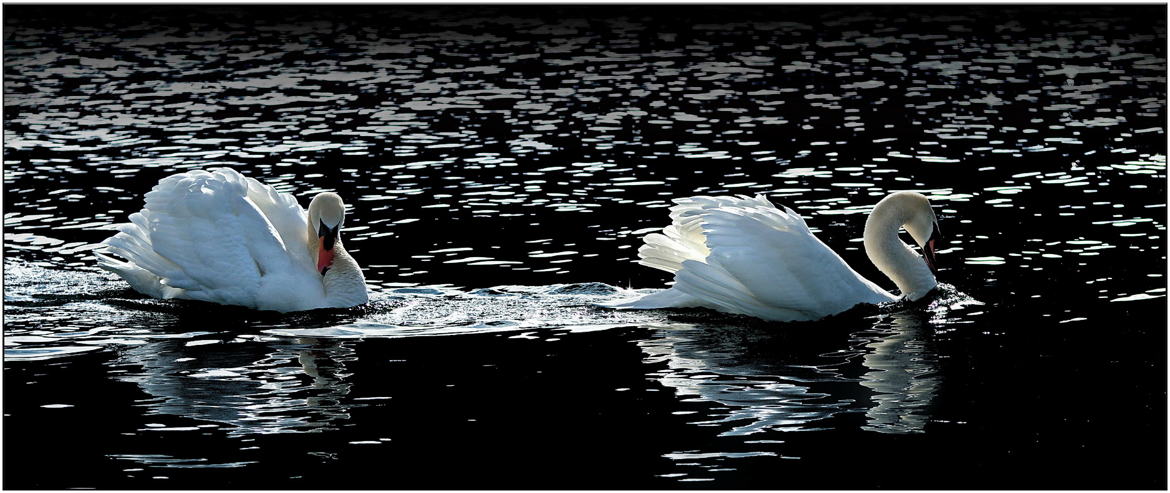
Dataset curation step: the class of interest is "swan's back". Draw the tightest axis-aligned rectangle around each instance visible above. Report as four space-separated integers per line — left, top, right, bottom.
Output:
618 194 896 321
97 168 324 311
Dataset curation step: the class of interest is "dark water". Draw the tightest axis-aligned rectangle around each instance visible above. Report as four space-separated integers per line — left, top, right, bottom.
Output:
3 5 1166 489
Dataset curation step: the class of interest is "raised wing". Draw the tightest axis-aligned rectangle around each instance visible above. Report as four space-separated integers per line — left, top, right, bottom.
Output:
669 195 895 321
100 168 315 309
238 172 313 269
637 195 750 274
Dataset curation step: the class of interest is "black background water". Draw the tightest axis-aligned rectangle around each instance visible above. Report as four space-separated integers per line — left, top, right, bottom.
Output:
3 5 1166 489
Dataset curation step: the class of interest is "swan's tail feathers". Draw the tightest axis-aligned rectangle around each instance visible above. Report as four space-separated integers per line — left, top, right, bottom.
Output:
603 287 704 310
95 250 183 300
96 211 195 300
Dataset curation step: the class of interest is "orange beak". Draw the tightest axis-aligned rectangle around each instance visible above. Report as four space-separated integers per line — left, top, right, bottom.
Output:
317 220 338 275
924 238 937 275
923 223 941 275
317 241 334 275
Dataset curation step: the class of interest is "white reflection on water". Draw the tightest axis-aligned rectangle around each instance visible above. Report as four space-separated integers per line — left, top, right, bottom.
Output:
640 306 967 438
859 313 940 434
111 337 357 436
103 302 953 439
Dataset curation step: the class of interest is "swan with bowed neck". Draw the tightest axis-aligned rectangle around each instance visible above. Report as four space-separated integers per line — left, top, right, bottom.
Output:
96 168 368 312
610 191 942 322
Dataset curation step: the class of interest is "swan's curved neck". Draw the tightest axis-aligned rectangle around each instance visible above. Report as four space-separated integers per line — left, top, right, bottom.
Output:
863 199 937 301
307 226 368 307
322 242 367 306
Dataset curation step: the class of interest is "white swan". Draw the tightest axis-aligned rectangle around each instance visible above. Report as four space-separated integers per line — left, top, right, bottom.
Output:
610 191 941 322
96 168 368 312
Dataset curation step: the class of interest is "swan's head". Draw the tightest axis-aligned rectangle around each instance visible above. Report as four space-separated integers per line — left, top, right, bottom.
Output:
308 192 346 275
897 192 942 274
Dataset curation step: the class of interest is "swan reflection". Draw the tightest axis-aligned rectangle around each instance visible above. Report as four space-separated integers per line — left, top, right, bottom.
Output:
109 336 357 436
640 309 943 437
860 312 941 434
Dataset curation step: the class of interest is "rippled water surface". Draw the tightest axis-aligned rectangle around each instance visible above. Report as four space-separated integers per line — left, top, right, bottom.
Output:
3 5 1166 488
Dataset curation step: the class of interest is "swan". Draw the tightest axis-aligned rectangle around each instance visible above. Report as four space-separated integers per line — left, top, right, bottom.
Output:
96 167 368 312
609 191 941 322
